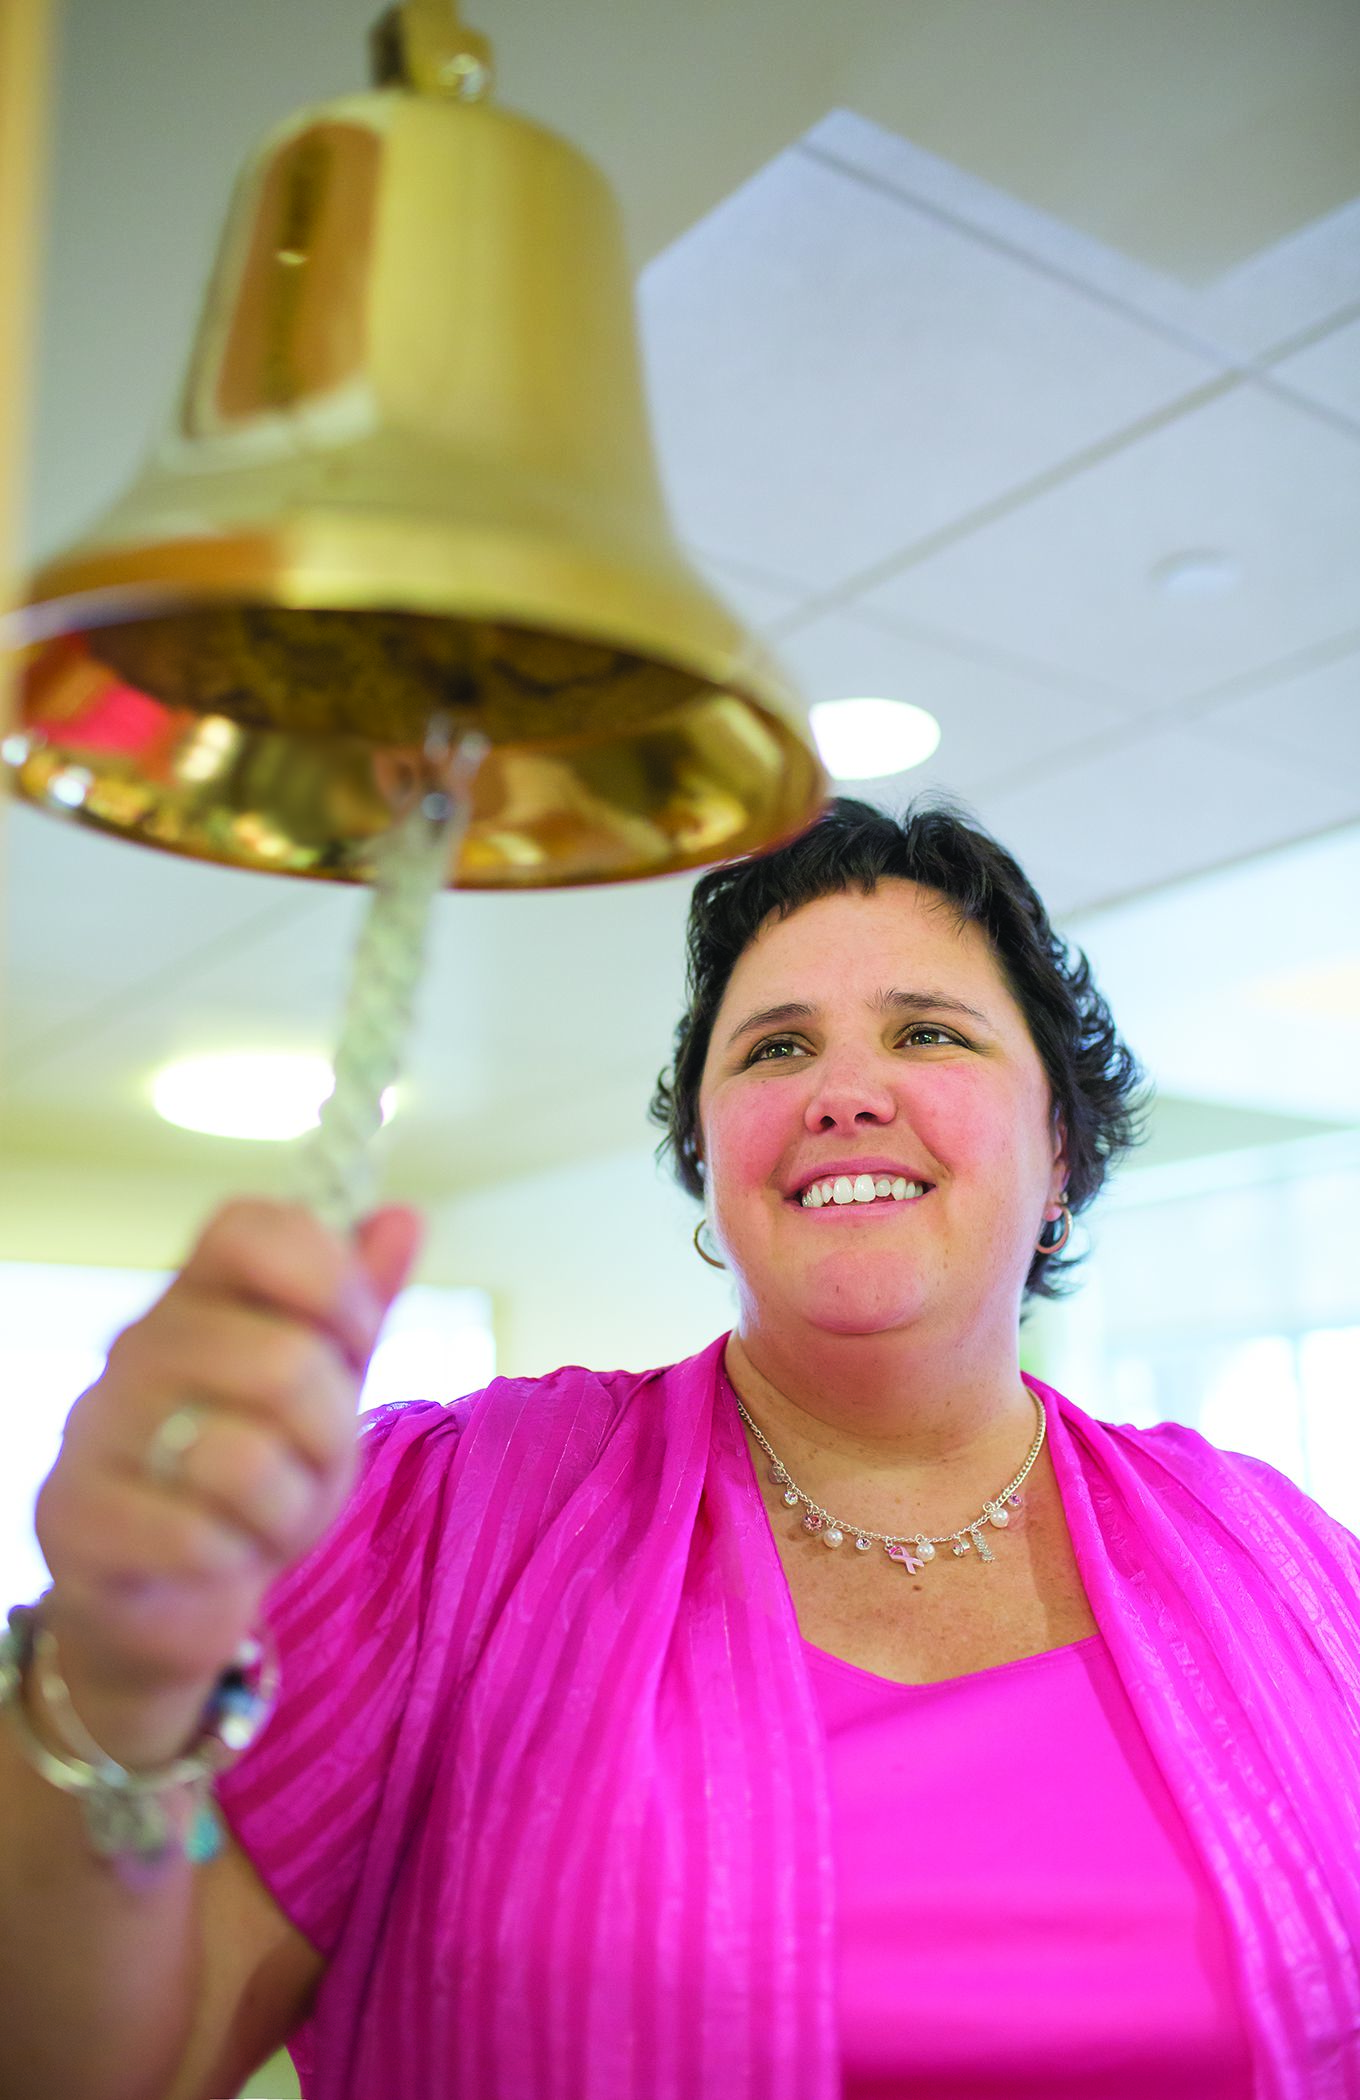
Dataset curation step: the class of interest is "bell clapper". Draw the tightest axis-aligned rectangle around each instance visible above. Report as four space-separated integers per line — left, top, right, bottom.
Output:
294 719 489 1232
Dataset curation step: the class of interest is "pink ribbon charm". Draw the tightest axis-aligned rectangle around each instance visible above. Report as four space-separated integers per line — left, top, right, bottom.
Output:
886 1543 925 1574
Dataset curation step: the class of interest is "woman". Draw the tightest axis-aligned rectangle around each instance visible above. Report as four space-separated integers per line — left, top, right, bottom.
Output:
3 798 1359 2100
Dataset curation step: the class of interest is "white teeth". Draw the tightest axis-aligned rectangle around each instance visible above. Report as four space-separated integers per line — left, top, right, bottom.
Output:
800 1176 930 1207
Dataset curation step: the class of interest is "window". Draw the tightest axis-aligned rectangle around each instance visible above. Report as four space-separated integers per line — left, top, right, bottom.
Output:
1106 1325 1360 1533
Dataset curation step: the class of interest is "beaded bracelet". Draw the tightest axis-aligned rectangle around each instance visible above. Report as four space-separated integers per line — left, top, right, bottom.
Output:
0 1589 279 1892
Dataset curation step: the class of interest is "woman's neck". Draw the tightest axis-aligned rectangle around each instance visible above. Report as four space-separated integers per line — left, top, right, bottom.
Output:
724 1314 1037 1490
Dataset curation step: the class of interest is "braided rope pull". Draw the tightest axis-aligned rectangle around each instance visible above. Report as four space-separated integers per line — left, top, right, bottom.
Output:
292 725 489 1234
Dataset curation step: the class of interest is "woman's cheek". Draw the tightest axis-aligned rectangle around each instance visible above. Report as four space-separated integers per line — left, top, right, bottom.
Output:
925 1082 1046 1237
703 1082 794 1211
918 1086 996 1165
910 1064 1018 1167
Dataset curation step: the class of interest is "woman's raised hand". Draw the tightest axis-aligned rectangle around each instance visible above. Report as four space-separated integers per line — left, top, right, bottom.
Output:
30 1198 422 1763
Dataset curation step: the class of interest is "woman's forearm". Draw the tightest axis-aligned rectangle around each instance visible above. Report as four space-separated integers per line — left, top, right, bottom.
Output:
0 1671 209 2100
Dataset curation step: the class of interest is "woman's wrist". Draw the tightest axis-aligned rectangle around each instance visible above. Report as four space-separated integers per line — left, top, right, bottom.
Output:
22 1662 215 1773
27 1591 227 1769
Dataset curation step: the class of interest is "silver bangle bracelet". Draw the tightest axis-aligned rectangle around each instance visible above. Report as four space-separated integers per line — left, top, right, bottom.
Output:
0 1589 279 1891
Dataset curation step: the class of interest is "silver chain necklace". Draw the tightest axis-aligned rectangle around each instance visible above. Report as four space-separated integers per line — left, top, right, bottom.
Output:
730 1384 1047 1572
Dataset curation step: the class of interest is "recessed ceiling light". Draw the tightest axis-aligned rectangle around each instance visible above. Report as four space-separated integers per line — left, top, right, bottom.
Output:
151 1051 397 1141
809 697 941 781
1149 550 1242 598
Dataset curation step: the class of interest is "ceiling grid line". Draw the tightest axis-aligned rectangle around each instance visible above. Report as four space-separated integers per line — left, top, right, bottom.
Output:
796 139 1245 374
931 625 1360 808
797 136 1360 410
1047 814 1360 928
782 598 1152 713
796 137 1360 445
963 700 1360 818
1253 299 1360 372
760 373 1243 660
849 617 1360 783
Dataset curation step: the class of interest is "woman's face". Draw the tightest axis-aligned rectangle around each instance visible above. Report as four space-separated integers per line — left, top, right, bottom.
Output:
696 879 1068 1344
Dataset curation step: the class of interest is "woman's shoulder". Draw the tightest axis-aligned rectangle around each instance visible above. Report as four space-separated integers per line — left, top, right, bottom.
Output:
1053 1384 1360 1575
356 1334 726 1462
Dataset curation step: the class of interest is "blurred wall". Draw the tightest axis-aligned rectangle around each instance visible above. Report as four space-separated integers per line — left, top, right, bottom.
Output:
0 1140 737 1384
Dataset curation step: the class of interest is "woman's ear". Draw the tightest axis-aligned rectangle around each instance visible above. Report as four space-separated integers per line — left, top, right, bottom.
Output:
1051 1112 1070 1203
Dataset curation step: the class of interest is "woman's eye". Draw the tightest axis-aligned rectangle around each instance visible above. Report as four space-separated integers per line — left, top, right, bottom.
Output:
746 1036 807 1064
744 1027 962 1064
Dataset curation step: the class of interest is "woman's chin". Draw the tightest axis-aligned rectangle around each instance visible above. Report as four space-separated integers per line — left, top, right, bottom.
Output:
732 1243 936 1337
783 1267 933 1338
803 1298 928 1338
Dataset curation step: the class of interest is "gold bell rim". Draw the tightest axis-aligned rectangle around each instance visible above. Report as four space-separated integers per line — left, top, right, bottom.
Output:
11 514 798 724
8 518 828 891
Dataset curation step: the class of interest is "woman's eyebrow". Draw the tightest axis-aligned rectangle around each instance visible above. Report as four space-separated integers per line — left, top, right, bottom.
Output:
724 988 992 1052
878 988 994 1030
724 1002 816 1050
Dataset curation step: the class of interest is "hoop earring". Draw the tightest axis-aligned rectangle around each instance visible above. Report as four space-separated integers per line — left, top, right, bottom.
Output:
1036 1203 1072 1255
693 1218 727 1270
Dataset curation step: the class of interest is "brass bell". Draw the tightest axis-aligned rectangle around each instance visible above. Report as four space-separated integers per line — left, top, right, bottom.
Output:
4 1 825 888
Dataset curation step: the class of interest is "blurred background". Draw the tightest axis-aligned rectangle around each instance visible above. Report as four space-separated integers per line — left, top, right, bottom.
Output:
1 18 1358 2069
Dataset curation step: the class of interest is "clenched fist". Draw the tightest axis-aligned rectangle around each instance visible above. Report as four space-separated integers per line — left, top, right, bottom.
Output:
30 1198 421 1761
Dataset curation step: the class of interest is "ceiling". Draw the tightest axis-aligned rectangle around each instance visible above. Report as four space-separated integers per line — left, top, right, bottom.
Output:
4 0 1359 1196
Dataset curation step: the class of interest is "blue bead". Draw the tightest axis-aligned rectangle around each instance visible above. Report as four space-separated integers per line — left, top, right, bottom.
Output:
185 1800 225 1864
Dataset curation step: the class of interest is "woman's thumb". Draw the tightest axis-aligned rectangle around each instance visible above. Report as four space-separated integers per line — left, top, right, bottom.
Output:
354 1204 424 1313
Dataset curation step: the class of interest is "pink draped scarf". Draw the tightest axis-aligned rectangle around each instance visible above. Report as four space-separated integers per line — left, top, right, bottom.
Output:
278 1335 1360 2098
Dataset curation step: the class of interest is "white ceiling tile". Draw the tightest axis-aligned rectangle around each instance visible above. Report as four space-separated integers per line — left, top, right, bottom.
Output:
1194 647 1360 780
974 720 1360 914
640 142 1212 591
772 609 1130 794
808 112 1360 378
804 112 1219 358
862 385 1360 700
2 804 339 1058
1268 313 1360 428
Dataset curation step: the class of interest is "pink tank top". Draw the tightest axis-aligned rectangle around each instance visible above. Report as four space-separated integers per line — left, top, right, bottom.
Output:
805 1629 1255 2098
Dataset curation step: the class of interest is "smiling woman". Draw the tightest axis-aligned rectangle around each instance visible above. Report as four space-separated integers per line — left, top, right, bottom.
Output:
692 878 1084 1429
652 796 1145 1306
8 801 1360 2100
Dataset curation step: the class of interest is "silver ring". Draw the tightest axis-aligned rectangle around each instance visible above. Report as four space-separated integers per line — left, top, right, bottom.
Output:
145 1404 208 1486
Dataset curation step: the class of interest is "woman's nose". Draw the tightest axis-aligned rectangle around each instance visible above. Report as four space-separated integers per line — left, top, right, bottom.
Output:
803 1054 898 1133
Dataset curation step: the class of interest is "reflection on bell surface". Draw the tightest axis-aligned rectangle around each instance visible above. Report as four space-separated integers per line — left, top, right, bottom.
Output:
5 3 825 887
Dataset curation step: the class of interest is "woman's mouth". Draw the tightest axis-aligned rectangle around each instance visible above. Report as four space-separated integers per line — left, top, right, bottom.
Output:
796 1174 930 1210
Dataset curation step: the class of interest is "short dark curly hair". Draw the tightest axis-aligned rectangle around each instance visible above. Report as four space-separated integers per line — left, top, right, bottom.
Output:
649 794 1148 1301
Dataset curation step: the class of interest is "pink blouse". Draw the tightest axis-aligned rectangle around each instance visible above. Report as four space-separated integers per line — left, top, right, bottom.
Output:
807 1632 1254 2097
212 1342 1360 2098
